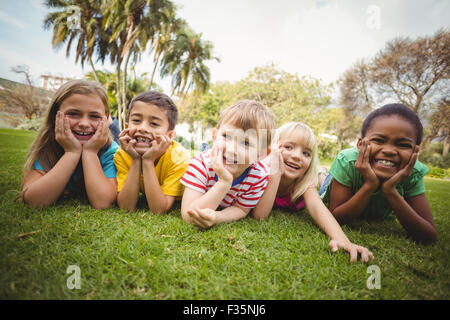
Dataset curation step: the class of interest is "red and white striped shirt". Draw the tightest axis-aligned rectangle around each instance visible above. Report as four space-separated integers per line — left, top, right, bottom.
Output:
180 150 269 209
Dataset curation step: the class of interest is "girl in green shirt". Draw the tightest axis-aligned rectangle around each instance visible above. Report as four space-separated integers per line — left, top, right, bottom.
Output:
323 104 437 243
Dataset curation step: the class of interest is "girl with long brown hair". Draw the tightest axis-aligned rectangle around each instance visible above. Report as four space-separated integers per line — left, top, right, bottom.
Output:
21 80 118 209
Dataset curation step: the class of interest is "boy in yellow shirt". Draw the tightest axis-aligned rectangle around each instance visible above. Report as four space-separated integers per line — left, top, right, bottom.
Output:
114 91 190 213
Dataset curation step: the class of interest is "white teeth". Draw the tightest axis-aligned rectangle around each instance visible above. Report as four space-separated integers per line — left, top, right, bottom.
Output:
74 131 92 136
136 137 151 143
285 162 300 169
377 160 396 167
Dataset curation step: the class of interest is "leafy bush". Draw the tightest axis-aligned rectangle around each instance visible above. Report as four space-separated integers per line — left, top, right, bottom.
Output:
426 165 450 179
16 117 44 131
175 135 192 150
317 137 350 160
419 143 450 169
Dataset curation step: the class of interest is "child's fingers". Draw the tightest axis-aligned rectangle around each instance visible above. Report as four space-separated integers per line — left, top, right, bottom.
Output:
118 128 130 138
55 111 62 135
360 248 369 263
188 209 208 229
349 246 358 263
329 240 339 252
363 143 371 167
196 209 214 222
128 127 137 138
63 115 72 136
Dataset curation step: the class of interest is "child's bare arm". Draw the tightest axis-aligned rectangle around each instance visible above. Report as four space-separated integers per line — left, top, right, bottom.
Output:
141 135 176 214
22 153 80 207
380 146 437 243
252 148 283 220
82 151 117 210
329 180 376 223
252 175 280 220
304 188 374 263
82 118 117 209
330 140 379 223
117 130 142 211
186 205 250 229
142 159 175 214
117 158 141 211
304 187 351 243
386 193 437 243
22 113 81 207
181 181 231 221
215 204 250 224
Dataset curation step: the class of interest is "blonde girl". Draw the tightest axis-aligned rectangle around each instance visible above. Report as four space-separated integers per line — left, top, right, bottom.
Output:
21 80 119 209
253 122 374 263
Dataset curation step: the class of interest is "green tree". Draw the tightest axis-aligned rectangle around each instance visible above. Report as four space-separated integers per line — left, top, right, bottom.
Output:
43 0 104 82
178 64 334 137
339 29 450 119
161 26 220 96
103 0 175 129
85 68 157 117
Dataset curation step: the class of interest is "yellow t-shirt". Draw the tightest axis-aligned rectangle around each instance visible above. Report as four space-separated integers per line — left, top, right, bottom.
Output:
114 140 190 199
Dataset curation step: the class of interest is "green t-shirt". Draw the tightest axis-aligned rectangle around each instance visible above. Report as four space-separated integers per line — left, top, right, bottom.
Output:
323 147 429 219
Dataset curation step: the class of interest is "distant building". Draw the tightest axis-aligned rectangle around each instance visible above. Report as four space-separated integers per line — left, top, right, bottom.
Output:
40 74 76 91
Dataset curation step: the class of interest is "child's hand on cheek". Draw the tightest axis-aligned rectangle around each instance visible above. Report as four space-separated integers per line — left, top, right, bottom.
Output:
269 144 285 177
119 128 140 159
355 138 379 191
381 145 419 195
211 145 233 185
55 111 82 154
142 134 172 162
83 116 109 153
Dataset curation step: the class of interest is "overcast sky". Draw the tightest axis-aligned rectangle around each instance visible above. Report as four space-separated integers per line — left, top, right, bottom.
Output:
0 0 449 96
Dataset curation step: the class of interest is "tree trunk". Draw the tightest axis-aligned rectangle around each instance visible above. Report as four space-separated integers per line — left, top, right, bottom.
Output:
115 61 123 131
88 57 100 82
122 49 132 126
149 55 160 90
443 135 449 156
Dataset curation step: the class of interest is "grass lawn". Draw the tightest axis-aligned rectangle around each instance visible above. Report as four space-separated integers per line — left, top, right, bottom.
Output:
0 128 449 300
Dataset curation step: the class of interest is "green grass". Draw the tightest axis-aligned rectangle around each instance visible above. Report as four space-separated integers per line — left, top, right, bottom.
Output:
0 128 449 300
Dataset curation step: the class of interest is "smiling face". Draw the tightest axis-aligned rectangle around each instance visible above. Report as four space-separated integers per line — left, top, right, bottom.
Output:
58 93 106 145
360 115 418 181
126 101 174 155
213 122 260 180
279 139 312 183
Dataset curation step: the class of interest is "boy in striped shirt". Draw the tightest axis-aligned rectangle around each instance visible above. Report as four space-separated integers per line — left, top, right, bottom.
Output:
181 100 275 229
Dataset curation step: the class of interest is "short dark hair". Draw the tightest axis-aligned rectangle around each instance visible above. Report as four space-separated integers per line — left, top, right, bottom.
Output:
127 91 178 130
361 103 423 144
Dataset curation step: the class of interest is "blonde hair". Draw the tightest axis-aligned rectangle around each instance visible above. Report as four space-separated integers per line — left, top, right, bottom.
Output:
274 122 319 203
217 100 275 151
20 79 111 196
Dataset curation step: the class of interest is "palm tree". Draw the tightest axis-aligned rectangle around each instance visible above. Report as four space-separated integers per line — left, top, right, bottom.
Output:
103 0 175 129
160 27 219 96
43 0 104 82
148 15 187 89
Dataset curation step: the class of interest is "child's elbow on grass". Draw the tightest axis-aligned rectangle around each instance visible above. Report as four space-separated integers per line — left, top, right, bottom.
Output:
414 231 438 245
24 198 53 208
150 206 169 215
180 209 193 224
23 192 54 208
91 198 115 210
252 209 269 220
